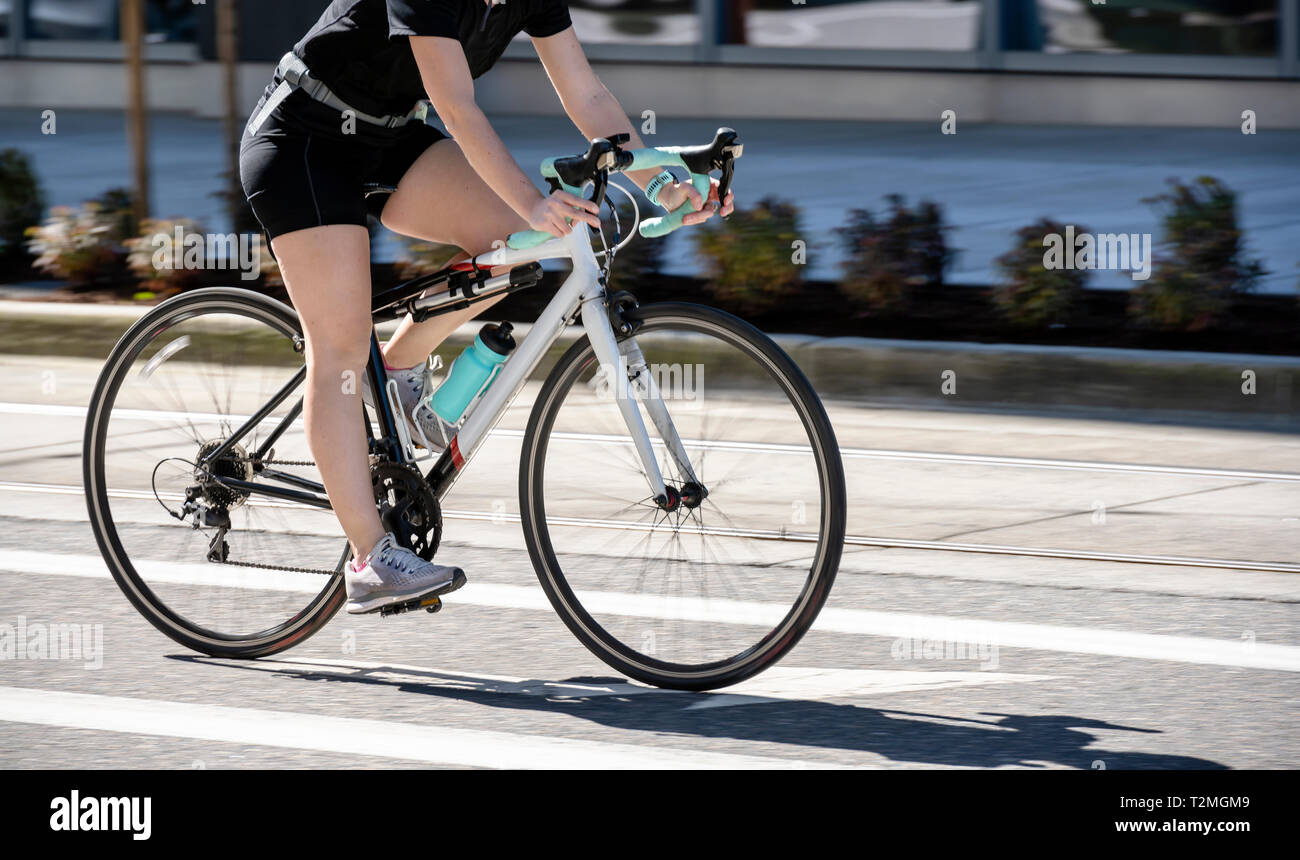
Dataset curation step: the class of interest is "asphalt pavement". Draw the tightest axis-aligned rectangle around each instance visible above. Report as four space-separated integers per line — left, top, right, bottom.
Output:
0 348 1296 769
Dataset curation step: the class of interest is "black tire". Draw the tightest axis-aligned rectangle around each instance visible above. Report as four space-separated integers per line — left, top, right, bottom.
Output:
519 302 846 690
83 287 345 658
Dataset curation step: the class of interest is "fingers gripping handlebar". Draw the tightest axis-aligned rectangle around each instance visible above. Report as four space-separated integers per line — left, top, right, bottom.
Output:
505 128 742 250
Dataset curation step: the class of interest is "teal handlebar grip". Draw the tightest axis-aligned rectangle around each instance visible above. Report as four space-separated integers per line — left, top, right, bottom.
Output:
505 229 556 250
639 172 711 238
623 148 715 238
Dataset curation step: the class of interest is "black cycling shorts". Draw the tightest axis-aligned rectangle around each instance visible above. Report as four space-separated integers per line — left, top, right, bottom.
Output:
239 81 449 245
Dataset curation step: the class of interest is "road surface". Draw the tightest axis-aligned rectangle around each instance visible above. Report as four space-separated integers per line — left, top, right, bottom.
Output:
0 351 1297 769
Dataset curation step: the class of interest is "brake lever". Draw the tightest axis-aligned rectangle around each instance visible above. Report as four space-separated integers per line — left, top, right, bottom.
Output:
717 158 735 207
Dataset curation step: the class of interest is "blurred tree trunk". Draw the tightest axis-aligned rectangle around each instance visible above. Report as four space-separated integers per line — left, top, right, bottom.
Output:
722 0 751 46
121 0 150 223
217 0 242 230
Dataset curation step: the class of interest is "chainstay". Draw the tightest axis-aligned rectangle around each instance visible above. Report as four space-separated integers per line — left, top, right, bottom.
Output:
201 456 370 574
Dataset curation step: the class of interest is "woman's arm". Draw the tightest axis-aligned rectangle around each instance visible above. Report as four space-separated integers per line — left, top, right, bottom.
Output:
409 35 599 238
532 28 734 224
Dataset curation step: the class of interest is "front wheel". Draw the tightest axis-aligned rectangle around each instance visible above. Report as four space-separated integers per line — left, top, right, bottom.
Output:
520 302 846 690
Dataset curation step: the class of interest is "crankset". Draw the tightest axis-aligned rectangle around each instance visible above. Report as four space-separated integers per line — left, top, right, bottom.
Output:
370 461 442 561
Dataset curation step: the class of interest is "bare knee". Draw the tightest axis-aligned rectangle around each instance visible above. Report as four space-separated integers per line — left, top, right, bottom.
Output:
270 225 374 371
302 316 372 372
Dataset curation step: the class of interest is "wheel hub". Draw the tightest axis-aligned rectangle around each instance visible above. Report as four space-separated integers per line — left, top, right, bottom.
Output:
194 439 253 509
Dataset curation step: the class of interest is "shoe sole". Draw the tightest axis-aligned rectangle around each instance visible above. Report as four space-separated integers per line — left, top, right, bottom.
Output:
346 569 466 615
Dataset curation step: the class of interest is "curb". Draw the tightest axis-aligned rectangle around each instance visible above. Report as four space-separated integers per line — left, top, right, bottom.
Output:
2 299 1296 429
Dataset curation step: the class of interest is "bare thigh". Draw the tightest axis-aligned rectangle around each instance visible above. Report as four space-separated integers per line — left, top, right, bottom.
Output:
378 138 528 365
381 137 528 257
270 225 373 360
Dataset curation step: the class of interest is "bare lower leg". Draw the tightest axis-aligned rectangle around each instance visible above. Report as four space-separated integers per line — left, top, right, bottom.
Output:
302 343 385 560
381 254 509 369
272 225 387 561
382 292 507 369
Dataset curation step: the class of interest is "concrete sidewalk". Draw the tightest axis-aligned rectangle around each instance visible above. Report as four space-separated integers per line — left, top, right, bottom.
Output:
2 297 1296 431
1 109 1297 293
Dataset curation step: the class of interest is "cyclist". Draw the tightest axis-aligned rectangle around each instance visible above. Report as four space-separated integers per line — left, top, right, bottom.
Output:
239 0 735 614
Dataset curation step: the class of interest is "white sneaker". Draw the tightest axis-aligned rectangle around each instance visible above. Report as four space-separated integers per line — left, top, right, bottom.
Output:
363 357 458 452
344 533 466 615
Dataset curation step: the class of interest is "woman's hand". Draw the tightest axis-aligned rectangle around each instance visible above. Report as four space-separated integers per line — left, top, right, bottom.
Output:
529 190 601 237
654 177 736 226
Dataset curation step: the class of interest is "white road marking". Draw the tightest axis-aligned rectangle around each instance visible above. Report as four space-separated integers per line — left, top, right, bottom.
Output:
8 400 1296 482
0 685 814 770
7 479 1297 574
3 548 1298 672
216 656 1054 711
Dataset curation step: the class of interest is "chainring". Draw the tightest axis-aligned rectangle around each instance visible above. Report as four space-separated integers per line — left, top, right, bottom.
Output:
371 461 442 561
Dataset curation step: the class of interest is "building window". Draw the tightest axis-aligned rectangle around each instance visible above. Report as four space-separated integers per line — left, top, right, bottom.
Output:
564 0 701 46
719 0 983 51
23 0 197 43
1011 1 1278 57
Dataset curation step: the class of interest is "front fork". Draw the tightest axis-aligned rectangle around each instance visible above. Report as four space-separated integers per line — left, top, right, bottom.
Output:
580 295 703 510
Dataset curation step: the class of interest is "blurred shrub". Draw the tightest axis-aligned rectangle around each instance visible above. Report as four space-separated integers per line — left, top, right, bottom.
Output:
994 218 1088 328
836 195 952 315
125 218 206 294
253 234 283 290
93 188 139 244
25 202 126 288
0 149 46 277
212 167 262 236
394 237 462 280
1130 176 1265 332
692 196 803 316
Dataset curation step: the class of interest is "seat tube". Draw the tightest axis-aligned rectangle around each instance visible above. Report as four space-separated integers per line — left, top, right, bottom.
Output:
366 329 404 461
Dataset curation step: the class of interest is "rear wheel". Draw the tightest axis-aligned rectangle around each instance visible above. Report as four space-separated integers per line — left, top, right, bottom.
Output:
83 288 347 657
520 302 846 690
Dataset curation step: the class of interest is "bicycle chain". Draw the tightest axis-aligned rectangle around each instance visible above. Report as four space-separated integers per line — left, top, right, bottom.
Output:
217 557 340 577
203 455 339 575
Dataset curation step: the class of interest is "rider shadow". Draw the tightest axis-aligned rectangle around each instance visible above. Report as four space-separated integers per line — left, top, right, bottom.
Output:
175 655 1228 769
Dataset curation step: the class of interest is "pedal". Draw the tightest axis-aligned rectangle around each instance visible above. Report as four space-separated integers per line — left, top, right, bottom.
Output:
379 594 442 617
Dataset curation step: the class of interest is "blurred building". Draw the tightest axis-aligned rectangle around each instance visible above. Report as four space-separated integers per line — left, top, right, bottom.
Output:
0 1 1296 126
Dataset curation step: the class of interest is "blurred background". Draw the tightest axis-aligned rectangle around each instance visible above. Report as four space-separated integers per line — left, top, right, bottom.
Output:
0 2 1296 312
0 0 1297 422
0 1 1296 395
0 3 1298 770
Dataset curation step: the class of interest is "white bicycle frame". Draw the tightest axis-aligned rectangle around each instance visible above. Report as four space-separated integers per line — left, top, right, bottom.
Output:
414 225 701 504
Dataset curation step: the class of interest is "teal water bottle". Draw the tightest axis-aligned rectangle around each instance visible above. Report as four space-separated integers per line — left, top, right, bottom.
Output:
430 322 515 423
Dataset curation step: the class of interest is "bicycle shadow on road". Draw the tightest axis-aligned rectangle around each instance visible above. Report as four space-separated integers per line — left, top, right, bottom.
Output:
176 655 1228 769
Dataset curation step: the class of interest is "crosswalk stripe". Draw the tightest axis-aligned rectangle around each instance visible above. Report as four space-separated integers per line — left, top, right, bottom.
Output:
2 548 1297 672
0 685 818 770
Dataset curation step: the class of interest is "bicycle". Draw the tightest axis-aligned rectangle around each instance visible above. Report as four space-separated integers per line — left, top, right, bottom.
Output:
83 128 847 691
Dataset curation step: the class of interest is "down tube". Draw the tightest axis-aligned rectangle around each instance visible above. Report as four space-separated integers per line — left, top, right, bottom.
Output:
427 268 589 499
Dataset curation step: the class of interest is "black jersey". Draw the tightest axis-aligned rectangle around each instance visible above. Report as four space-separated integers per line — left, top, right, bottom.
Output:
293 0 572 118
